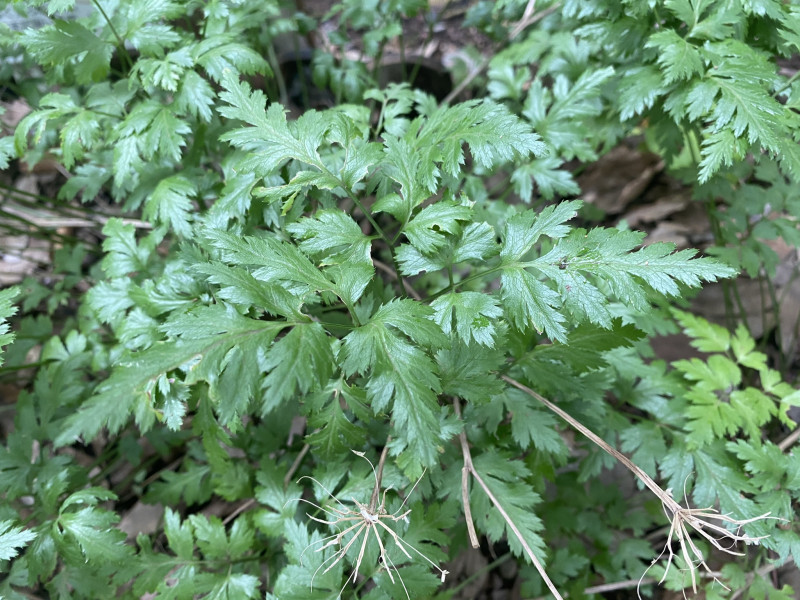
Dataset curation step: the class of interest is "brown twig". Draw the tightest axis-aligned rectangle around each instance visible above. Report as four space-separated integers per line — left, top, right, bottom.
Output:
453 398 564 600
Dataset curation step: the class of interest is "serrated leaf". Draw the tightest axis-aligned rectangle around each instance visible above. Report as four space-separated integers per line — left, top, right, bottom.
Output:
194 37 269 81
218 73 325 171
259 322 334 413
341 300 449 466
55 306 285 445
176 70 215 122
646 30 705 84
305 381 368 454
672 309 730 352
500 267 567 341
531 320 645 373
430 292 503 346
0 287 20 368
188 514 228 560
511 156 581 202
404 202 473 253
164 507 194 560
618 66 666 120
502 389 568 456
470 451 545 560
99 218 152 278
205 229 334 300
22 20 114 84
500 201 581 262
437 341 505 402
0 520 37 561
287 210 373 264
145 175 195 237
58 507 131 563
453 222 499 262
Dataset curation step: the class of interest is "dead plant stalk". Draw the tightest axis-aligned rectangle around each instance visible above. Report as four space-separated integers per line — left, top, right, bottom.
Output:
501 374 775 594
453 398 565 600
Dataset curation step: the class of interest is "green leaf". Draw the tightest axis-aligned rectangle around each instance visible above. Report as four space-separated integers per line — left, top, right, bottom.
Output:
646 30 705 84
188 514 229 560
0 136 15 170
403 201 473 253
259 322 334 413
470 451 545 560
0 287 20 368
511 157 581 201
194 37 270 81
57 506 131 563
341 300 449 466
618 66 666 120
55 306 285 445
619 422 668 479
500 201 582 262
218 73 326 171
176 70 215 122
164 507 194 560
22 20 114 83
672 309 731 353
500 266 567 341
194 262 302 318
531 320 645 373
502 389 568 456
205 229 334 300
145 175 196 238
287 210 373 265
430 292 503 346
305 381 369 454
438 341 505 403
0 520 37 561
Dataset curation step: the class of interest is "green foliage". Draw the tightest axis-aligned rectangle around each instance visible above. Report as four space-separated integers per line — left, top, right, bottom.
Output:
1 1 797 599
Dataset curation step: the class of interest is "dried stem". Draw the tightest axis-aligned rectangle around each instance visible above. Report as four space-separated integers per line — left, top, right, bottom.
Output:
284 443 311 489
453 398 564 600
369 437 392 513
501 375 777 594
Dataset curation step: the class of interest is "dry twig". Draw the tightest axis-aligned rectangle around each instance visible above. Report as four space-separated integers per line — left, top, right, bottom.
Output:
453 398 564 600
500 375 778 596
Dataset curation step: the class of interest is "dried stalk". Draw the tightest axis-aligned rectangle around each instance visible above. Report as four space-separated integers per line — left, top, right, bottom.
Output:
501 375 777 595
453 398 564 600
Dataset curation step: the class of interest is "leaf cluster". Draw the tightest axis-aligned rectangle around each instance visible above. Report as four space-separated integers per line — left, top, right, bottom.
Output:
1 2 797 600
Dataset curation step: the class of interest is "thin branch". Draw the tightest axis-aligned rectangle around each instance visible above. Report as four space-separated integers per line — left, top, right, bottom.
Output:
454 400 480 549
453 398 564 600
223 498 255 526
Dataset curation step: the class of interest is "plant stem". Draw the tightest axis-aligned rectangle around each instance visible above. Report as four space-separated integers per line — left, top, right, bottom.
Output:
92 0 134 72
449 552 512 596
453 398 564 600
501 375 674 506
369 436 391 513
440 3 559 105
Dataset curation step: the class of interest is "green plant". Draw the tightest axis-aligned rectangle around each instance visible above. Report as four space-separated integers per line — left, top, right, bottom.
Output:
1 1 798 599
